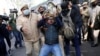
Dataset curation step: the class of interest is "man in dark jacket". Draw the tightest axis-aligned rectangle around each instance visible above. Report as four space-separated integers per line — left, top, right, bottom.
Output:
0 16 11 56
61 1 82 56
38 13 63 56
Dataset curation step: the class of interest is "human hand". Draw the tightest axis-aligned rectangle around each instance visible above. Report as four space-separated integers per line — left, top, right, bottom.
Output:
22 27 28 33
90 24 94 28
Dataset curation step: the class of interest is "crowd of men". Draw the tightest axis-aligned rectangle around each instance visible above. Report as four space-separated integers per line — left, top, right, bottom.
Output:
0 0 100 56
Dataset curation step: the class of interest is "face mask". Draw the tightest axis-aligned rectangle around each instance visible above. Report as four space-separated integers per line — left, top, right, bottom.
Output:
91 2 97 7
23 9 30 16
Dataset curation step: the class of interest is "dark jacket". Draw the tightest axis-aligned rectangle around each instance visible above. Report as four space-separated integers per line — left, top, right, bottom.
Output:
38 17 63 45
70 5 83 28
37 19 46 34
0 24 11 55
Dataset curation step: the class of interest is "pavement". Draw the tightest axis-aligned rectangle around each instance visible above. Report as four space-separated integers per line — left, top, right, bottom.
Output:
10 41 100 56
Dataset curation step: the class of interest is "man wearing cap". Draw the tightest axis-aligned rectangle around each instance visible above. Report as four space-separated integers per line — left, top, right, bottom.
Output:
81 2 90 40
88 0 100 47
16 4 42 56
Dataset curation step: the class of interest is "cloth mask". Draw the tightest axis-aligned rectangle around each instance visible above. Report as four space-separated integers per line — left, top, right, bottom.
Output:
23 9 30 16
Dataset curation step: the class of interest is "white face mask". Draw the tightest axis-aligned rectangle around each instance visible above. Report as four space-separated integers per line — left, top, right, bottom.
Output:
23 9 30 16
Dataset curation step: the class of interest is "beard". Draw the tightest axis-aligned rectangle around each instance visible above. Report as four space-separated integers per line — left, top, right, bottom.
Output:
91 2 97 8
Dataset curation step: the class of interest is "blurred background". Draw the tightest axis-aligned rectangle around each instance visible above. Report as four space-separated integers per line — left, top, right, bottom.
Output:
0 0 98 16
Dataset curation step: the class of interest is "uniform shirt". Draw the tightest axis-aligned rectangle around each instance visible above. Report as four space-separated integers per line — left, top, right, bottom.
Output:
88 6 100 26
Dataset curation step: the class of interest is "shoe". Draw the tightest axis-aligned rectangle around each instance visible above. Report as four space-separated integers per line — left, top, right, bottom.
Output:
91 44 98 47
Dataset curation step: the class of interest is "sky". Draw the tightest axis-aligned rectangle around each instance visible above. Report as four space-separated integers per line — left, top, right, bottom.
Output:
0 0 18 16
0 0 11 15
0 0 61 16
0 0 48 16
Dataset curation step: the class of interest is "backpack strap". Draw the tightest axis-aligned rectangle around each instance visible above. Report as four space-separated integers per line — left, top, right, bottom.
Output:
67 9 73 23
61 9 74 27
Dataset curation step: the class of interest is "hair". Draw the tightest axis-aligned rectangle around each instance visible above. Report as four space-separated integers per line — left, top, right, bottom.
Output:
38 6 46 12
56 5 62 14
47 2 56 7
61 1 69 10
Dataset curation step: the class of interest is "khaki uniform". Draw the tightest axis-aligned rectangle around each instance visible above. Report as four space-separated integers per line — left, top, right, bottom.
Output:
89 6 100 45
16 13 42 56
81 7 89 40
